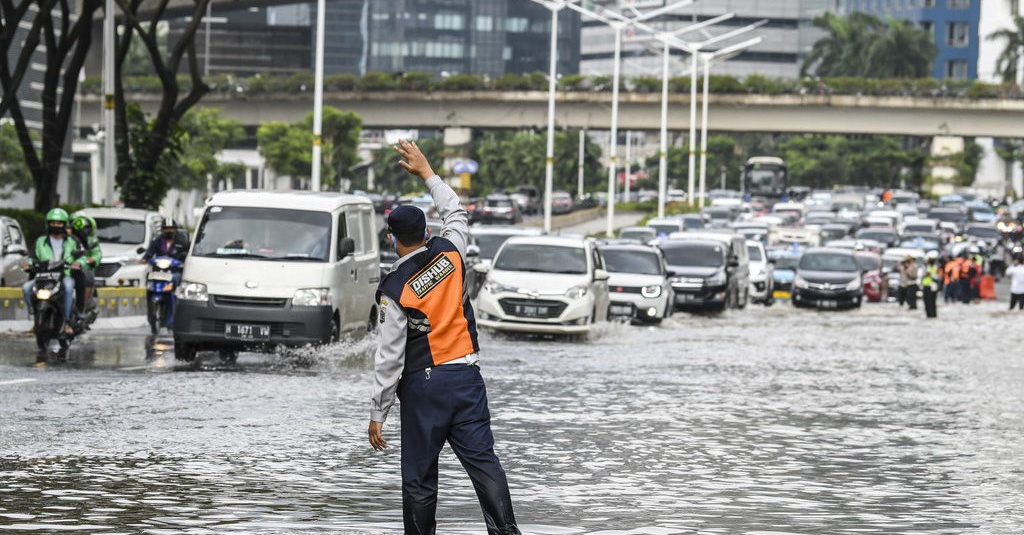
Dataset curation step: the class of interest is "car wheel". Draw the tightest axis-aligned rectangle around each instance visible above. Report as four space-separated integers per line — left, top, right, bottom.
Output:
174 338 197 362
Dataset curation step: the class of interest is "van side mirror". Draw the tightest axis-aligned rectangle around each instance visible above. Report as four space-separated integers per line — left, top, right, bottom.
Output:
466 244 480 258
136 246 146 255
4 243 27 256
337 237 356 260
473 262 490 274
728 258 740 268
665 269 676 277
594 268 610 281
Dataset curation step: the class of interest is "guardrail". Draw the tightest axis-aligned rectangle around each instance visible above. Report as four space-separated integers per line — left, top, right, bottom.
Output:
0 287 148 321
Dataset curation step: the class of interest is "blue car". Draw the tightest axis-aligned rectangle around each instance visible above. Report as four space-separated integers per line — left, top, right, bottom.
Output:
767 245 804 299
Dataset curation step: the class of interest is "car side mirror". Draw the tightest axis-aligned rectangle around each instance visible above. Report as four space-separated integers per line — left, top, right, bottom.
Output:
136 246 146 255
5 244 27 256
665 269 676 277
728 259 740 268
473 263 490 274
337 237 356 260
767 258 777 264
466 244 480 258
594 268 610 281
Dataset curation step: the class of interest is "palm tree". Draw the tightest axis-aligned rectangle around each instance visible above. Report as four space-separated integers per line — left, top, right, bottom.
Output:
988 15 1024 83
801 12 884 77
865 17 937 78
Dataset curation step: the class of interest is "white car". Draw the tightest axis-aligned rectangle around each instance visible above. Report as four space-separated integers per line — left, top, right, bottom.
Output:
746 239 773 304
474 235 610 335
598 243 673 324
77 208 164 287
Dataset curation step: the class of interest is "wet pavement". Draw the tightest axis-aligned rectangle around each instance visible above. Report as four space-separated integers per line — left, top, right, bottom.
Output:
0 298 1022 534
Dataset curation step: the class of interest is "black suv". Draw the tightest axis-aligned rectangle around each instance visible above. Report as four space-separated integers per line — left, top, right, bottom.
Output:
792 247 863 310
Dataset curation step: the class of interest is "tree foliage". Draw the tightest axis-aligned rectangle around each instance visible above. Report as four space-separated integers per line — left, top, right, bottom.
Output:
258 106 363 190
0 121 32 199
369 137 445 194
778 135 922 189
988 15 1024 83
472 130 604 195
643 135 745 191
802 13 936 79
168 107 245 190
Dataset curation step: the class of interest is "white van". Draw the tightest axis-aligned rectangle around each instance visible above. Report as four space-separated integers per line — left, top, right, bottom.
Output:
173 191 379 361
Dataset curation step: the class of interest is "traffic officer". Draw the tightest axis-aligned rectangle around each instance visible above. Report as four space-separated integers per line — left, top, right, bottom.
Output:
368 139 519 535
922 254 939 318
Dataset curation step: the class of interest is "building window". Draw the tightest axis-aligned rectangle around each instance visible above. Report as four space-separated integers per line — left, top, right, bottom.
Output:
506 17 528 32
946 23 969 47
503 46 512 61
435 13 465 31
475 16 493 32
945 60 968 79
923 0 935 7
948 0 969 7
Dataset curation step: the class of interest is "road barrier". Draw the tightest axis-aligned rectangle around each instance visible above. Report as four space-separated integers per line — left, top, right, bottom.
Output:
0 286 148 321
522 207 606 231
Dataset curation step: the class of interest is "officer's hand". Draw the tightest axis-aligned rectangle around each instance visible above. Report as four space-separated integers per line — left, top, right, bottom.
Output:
368 420 388 450
394 139 434 181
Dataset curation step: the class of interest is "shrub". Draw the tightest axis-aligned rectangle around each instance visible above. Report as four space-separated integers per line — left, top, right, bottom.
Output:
630 76 661 93
283 72 314 92
668 76 692 94
591 75 613 92
523 72 549 91
397 71 433 91
494 73 527 91
325 73 358 91
357 71 397 91
707 75 742 93
558 74 588 91
81 75 102 95
743 74 784 95
966 81 1001 100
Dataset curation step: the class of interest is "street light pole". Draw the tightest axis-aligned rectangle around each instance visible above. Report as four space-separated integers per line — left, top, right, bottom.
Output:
101 0 115 205
605 24 622 236
543 3 561 233
311 0 326 191
578 129 585 199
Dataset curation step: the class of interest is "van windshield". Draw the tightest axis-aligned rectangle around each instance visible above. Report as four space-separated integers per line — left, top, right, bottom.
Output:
192 206 331 261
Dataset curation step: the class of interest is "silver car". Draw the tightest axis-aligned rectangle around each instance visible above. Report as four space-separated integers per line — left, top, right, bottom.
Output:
0 216 29 287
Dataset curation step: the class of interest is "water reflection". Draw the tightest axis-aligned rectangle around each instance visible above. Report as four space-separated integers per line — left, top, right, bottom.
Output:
0 301 1021 533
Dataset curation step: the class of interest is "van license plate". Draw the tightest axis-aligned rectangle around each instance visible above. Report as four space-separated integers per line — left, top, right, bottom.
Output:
225 323 271 341
819 300 838 309
514 305 547 317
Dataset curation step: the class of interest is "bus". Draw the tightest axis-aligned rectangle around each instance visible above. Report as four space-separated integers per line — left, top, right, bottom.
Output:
743 156 788 198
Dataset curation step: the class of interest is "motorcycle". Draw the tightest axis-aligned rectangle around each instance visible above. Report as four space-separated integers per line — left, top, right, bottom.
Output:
146 256 182 335
28 260 96 359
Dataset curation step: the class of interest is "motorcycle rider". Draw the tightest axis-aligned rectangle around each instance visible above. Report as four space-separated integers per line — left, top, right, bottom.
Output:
139 218 189 287
21 208 79 334
69 212 102 319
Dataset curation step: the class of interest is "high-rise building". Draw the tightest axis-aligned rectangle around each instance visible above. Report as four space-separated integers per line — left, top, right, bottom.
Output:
580 0 837 80
841 0 980 80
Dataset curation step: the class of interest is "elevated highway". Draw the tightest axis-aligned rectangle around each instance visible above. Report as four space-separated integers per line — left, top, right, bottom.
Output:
80 91 1024 138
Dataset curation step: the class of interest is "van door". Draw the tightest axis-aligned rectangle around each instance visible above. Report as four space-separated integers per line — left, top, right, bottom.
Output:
342 205 379 330
334 212 359 331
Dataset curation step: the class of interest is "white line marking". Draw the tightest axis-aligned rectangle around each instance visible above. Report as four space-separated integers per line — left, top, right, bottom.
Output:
0 378 37 386
117 366 153 371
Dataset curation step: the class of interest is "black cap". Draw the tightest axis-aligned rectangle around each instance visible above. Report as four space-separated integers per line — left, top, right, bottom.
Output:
387 205 426 236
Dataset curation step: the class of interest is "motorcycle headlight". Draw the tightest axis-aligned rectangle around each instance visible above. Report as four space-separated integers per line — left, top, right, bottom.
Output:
36 288 52 300
793 275 809 289
483 280 518 294
846 278 861 291
176 281 209 302
707 270 727 286
155 258 172 270
565 284 588 299
641 285 662 298
293 288 331 307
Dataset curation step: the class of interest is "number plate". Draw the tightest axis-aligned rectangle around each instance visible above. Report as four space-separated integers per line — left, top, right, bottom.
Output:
514 305 548 317
819 299 838 309
772 290 791 299
609 304 634 316
148 271 173 282
677 293 696 302
225 323 271 341
37 272 61 281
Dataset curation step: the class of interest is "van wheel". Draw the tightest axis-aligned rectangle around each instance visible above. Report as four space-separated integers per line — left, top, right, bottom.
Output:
330 314 341 343
366 306 378 334
174 338 196 362
219 349 238 364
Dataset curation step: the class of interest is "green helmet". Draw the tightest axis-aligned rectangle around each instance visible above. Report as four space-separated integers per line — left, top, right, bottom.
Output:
71 214 91 231
45 208 69 223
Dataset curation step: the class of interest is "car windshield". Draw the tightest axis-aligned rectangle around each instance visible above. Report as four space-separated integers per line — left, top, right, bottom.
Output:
855 255 881 271
649 224 679 236
772 255 801 270
473 233 518 259
192 206 331 261
662 242 725 268
620 230 655 242
93 218 146 245
929 210 962 222
857 230 895 242
966 227 1000 239
905 224 934 233
747 245 763 261
799 253 859 272
486 199 512 208
493 243 587 274
682 218 703 229
601 249 662 275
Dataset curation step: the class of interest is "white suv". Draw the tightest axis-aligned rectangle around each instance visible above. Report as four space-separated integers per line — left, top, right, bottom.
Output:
77 208 163 286
474 235 609 335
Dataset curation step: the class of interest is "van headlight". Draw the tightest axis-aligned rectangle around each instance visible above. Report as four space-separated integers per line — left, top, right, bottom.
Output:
293 288 332 307
176 281 209 302
641 285 662 298
846 278 861 291
565 284 588 299
483 280 518 294
793 275 809 289
707 270 727 285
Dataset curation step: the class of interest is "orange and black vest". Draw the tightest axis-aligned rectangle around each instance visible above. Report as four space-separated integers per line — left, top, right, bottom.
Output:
377 237 479 374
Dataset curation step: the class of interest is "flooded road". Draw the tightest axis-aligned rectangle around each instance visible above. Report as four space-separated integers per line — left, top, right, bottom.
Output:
1 299 1022 534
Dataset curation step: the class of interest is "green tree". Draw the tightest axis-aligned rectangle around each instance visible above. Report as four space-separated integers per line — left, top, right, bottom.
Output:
300 107 363 190
472 130 603 195
988 15 1024 83
166 108 245 191
866 17 937 78
369 136 445 194
802 12 884 77
778 134 922 189
258 121 312 180
931 139 983 187
0 121 32 199
644 142 690 189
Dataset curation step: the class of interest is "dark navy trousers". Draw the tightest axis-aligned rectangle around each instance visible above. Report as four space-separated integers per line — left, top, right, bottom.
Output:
397 363 519 535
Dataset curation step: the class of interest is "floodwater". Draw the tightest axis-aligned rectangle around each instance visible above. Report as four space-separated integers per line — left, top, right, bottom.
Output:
0 299 1022 534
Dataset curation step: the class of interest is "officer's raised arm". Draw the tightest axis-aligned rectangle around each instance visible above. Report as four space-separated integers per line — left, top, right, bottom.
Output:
393 138 469 257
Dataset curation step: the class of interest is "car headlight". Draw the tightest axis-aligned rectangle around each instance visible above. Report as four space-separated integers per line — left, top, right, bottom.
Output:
846 278 861 291
707 270 727 285
483 280 518 294
793 275 809 289
176 281 209 302
36 288 52 300
293 288 332 307
641 285 662 298
565 284 588 299
155 258 172 270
